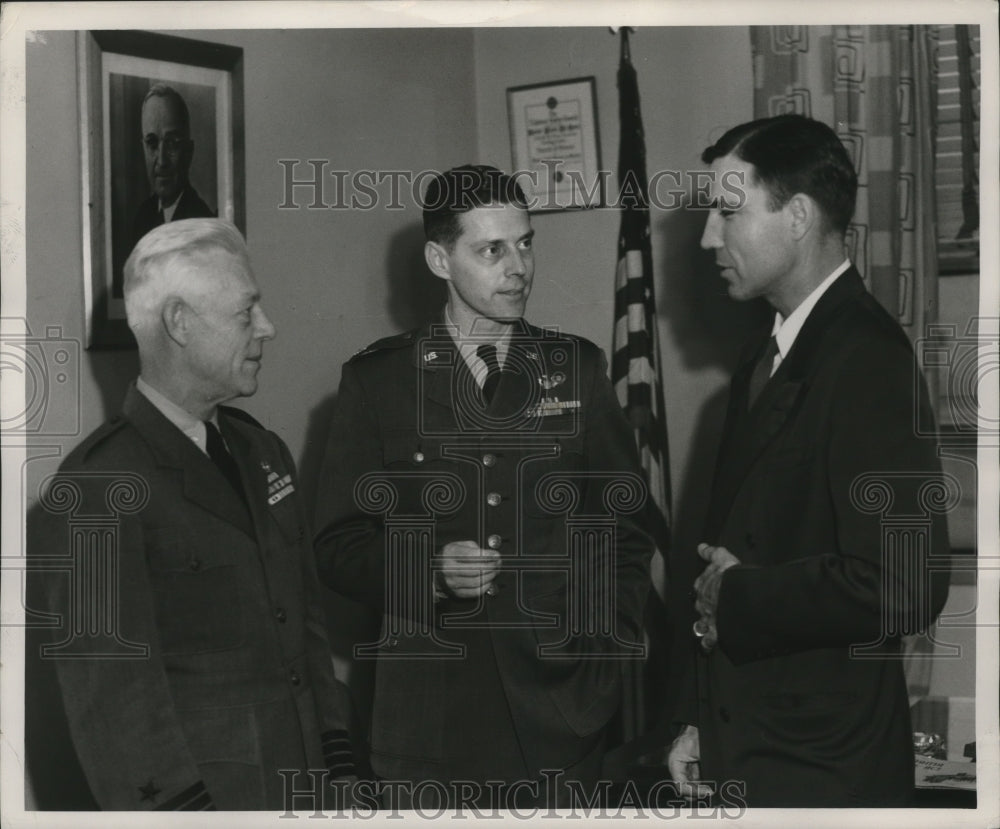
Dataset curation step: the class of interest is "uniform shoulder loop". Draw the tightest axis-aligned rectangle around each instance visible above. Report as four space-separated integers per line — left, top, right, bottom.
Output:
74 415 129 462
219 405 264 430
349 329 416 362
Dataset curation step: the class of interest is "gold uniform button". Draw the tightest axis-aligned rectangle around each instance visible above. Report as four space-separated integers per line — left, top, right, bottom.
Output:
482 453 497 467
486 492 502 507
413 451 425 463
487 534 502 550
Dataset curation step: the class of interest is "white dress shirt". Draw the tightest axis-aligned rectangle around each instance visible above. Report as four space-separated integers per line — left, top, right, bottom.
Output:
766 259 852 377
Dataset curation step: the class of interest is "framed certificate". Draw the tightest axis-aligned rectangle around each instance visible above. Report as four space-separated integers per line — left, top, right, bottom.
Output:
507 77 602 212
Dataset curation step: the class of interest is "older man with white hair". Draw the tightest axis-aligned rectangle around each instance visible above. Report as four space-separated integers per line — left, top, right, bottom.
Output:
33 218 354 810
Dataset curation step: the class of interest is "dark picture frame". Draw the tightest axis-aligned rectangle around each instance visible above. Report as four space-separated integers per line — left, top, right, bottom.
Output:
78 30 244 349
507 76 602 212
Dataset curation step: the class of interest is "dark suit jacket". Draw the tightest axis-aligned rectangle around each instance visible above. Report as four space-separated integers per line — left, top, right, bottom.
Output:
31 386 353 810
681 268 950 806
131 186 215 248
314 321 653 781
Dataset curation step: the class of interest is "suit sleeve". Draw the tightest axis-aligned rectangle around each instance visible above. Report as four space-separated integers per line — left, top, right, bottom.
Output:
30 480 215 811
313 361 390 611
715 333 951 664
276 438 356 779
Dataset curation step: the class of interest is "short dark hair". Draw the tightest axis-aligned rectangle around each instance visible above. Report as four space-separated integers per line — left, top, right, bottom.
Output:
422 165 528 248
702 114 857 236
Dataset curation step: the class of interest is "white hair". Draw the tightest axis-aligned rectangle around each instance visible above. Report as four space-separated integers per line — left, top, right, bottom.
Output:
124 218 249 337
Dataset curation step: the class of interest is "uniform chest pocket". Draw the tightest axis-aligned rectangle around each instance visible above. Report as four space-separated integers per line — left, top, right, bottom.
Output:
372 433 470 518
146 529 245 655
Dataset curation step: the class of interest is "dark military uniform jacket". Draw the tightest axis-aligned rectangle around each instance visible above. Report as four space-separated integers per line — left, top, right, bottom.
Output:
314 319 653 781
32 385 354 810
678 269 951 806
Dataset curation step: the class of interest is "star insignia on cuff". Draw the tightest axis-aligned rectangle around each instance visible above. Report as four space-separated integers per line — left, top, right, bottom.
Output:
139 778 162 803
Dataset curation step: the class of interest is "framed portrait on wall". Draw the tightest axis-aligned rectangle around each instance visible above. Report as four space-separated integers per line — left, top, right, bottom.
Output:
78 30 244 349
507 76 602 212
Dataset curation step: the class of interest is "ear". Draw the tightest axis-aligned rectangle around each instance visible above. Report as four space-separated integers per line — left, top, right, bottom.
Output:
424 240 452 282
786 193 817 240
161 297 191 346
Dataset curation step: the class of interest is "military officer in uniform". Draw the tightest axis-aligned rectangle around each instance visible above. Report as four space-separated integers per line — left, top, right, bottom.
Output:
32 219 354 810
314 165 654 807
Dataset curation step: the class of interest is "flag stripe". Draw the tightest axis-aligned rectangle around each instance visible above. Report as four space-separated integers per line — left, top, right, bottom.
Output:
609 28 673 744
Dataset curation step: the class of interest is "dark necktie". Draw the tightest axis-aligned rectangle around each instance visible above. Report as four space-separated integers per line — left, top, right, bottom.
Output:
205 421 247 504
747 336 779 409
476 344 502 405
156 207 165 226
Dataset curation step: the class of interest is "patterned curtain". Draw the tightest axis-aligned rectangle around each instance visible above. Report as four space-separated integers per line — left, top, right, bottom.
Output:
750 26 939 346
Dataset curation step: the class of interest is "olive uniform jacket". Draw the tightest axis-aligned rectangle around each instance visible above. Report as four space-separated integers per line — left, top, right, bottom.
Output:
314 320 654 781
32 386 354 810
680 268 951 807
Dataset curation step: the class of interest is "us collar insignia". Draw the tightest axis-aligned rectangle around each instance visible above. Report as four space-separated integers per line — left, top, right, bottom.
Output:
424 351 439 362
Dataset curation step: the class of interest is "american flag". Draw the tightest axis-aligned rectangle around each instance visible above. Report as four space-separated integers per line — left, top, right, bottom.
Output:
610 28 672 742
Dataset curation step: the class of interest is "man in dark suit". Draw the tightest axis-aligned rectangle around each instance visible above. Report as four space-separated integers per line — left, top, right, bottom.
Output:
32 219 354 810
131 84 214 249
314 165 653 807
667 115 951 807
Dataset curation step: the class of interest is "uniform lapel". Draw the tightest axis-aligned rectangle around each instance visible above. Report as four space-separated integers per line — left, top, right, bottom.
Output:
489 323 544 422
707 268 867 535
122 385 256 538
413 323 469 413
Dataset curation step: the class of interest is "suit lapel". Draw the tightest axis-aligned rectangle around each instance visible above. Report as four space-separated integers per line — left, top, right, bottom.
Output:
122 385 256 538
707 268 867 534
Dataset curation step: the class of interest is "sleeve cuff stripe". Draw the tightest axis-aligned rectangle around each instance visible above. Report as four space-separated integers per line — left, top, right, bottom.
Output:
187 792 215 811
155 782 213 811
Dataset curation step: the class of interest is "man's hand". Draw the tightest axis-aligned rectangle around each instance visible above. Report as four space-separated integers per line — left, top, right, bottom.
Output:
693 543 740 620
692 616 719 653
667 724 713 800
435 540 500 599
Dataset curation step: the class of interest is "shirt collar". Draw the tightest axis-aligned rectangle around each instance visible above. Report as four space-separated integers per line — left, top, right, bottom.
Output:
136 376 214 454
160 189 184 222
771 259 852 359
444 306 513 382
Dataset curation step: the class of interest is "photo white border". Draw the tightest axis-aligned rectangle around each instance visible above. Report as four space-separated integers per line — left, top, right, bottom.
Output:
2 2 997 828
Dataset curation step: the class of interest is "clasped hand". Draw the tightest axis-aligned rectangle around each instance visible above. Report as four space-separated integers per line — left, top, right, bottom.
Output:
434 540 500 599
692 543 740 652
